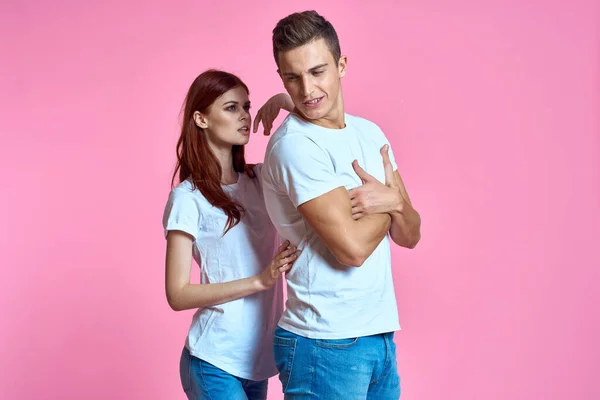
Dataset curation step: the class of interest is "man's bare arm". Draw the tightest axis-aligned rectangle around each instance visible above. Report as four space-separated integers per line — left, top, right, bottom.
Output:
388 170 421 248
298 187 391 267
349 146 421 249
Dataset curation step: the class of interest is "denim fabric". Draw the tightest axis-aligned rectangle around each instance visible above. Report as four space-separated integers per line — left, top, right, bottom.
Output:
273 326 401 399
180 347 268 400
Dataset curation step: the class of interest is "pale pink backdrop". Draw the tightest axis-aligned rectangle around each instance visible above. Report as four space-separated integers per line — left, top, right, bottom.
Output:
1 0 598 399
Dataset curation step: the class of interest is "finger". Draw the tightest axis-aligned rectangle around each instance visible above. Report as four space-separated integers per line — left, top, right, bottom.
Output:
278 253 299 266
253 109 262 133
352 212 364 220
264 113 273 136
277 247 298 260
278 263 293 273
352 160 374 183
351 205 362 215
384 162 395 187
350 198 359 208
380 145 395 185
380 144 391 164
348 188 357 199
264 122 272 136
277 240 290 253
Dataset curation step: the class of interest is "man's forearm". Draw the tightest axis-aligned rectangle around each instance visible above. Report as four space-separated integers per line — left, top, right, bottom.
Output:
389 202 421 248
348 212 392 262
297 187 392 267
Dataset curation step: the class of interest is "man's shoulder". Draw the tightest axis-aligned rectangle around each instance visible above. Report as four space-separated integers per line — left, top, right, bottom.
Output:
346 113 382 132
266 115 320 157
271 113 312 138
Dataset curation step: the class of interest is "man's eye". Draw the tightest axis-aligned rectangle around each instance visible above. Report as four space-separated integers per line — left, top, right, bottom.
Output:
313 71 324 76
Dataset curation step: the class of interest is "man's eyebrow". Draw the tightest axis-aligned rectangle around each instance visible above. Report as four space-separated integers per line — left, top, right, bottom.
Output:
282 63 329 77
308 63 328 72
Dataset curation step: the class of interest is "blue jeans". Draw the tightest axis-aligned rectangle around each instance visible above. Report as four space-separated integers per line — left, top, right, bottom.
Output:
179 347 268 400
273 326 401 399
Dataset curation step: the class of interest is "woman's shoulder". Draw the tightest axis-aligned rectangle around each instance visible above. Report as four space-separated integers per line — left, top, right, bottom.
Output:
238 164 268 202
241 163 263 181
168 179 209 207
171 178 197 196
250 163 263 176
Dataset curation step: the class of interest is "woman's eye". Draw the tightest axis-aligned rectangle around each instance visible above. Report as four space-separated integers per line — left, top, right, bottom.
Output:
226 105 236 111
243 105 251 112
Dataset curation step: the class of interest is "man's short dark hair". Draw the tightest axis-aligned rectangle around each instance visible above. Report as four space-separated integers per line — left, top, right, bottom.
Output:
272 10 341 66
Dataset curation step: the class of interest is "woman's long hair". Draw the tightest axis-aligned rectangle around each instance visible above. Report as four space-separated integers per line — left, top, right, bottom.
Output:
171 70 255 235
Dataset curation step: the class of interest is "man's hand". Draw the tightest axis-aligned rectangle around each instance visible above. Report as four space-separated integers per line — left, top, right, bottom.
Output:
349 145 404 220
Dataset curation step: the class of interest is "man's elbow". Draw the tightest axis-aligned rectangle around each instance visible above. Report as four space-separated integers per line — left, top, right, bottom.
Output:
336 255 368 267
407 234 421 249
393 232 421 249
333 248 369 267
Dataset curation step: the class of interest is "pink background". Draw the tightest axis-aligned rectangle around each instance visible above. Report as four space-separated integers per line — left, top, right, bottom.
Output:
1 0 598 399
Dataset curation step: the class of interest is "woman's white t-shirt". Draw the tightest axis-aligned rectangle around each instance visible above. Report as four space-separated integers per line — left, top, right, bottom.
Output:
162 165 283 381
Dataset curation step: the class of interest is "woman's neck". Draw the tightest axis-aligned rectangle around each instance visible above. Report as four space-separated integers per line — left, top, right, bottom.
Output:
209 143 237 185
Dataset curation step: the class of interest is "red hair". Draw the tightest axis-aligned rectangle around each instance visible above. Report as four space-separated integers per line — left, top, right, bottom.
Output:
172 70 255 234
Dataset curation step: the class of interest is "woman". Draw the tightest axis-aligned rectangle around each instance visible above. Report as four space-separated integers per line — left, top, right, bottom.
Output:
162 69 298 400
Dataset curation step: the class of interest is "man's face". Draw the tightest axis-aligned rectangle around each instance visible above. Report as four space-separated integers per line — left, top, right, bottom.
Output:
277 38 347 128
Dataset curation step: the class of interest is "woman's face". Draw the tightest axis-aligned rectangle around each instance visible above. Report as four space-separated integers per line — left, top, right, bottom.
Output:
195 86 252 148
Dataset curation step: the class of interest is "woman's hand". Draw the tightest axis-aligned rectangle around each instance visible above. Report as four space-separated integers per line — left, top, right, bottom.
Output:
257 240 299 290
253 93 294 136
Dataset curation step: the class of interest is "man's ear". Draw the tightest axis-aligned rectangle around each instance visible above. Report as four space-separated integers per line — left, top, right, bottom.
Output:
193 111 209 129
338 55 347 78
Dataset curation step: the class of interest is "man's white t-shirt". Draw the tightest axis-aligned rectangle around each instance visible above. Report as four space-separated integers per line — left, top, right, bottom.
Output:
162 165 283 381
261 113 401 340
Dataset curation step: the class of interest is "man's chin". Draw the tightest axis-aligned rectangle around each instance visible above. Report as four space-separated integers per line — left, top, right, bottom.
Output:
297 107 326 121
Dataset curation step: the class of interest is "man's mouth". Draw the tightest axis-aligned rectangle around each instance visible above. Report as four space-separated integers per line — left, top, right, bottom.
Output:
303 97 324 108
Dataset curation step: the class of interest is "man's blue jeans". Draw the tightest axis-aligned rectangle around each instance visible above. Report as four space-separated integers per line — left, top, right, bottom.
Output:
179 347 268 400
273 326 401 399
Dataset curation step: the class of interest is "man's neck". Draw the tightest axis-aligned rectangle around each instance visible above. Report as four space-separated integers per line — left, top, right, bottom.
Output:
294 106 345 129
295 92 346 129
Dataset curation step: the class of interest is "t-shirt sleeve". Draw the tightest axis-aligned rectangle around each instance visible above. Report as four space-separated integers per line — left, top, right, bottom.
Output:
162 188 200 241
266 135 345 208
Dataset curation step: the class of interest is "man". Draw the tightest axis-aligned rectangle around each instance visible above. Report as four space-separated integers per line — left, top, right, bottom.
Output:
261 10 421 399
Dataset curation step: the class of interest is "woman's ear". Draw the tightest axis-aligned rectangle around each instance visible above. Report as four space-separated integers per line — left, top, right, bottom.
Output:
193 111 209 129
